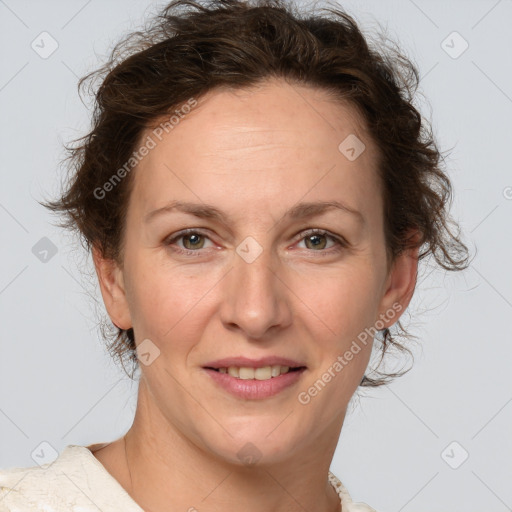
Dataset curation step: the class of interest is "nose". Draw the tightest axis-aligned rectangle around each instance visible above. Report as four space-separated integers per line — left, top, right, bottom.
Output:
219 243 292 340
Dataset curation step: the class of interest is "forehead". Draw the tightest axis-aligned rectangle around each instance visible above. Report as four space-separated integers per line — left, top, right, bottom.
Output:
130 79 381 225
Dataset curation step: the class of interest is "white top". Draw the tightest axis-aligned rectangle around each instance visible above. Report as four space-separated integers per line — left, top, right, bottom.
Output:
0 444 377 511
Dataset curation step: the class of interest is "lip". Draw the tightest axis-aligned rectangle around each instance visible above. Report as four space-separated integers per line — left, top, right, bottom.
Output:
203 367 307 400
202 356 306 369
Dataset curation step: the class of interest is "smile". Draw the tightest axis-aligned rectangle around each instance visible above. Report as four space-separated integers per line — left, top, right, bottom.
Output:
203 366 307 400
209 365 303 380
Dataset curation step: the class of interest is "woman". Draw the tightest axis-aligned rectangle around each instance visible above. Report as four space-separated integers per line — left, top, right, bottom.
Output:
0 0 469 510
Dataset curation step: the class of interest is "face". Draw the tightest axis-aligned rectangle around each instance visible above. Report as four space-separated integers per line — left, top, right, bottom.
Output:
95 78 417 467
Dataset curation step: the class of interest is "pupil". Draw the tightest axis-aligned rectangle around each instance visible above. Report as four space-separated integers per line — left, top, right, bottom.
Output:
308 234 325 249
185 234 202 248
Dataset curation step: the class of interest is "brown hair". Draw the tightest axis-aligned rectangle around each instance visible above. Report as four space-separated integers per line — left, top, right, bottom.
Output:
42 0 471 386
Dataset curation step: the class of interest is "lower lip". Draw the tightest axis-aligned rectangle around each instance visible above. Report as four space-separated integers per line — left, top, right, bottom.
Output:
203 368 306 400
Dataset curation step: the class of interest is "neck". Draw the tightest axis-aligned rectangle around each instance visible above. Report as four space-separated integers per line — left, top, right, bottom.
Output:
119 379 343 512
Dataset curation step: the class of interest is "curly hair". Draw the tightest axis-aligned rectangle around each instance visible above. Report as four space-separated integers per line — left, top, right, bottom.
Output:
42 0 471 386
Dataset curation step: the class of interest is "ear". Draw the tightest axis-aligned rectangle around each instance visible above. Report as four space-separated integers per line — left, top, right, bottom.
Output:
377 229 420 329
92 246 132 330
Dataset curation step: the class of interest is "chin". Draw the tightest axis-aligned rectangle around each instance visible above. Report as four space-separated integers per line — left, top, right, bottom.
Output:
202 425 301 468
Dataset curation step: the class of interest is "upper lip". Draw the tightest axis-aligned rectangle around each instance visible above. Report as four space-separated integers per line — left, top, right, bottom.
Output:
203 356 307 369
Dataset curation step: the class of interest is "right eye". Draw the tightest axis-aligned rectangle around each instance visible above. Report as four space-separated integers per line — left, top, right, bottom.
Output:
164 229 216 255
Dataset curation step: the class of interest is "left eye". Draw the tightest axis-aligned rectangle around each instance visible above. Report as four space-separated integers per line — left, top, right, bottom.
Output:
296 229 343 251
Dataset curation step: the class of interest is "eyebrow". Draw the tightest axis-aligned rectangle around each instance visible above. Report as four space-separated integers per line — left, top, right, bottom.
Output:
144 199 365 226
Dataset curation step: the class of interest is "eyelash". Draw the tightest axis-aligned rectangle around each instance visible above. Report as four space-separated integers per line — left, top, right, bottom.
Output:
164 228 347 257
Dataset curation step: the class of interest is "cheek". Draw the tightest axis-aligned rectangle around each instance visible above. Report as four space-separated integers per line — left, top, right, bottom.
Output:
125 256 218 341
295 266 381 340
294 268 379 391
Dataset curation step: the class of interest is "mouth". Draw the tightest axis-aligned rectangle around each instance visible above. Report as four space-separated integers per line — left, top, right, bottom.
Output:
201 365 307 400
203 365 307 379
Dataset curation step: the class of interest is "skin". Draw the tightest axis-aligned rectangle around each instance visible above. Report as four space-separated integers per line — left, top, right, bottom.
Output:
92 77 419 512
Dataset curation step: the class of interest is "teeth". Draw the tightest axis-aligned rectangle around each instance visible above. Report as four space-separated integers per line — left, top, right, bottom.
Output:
218 365 293 380
227 366 239 378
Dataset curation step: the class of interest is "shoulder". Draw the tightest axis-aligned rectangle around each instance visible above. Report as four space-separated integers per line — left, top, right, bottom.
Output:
0 444 140 512
328 471 378 512
0 454 73 511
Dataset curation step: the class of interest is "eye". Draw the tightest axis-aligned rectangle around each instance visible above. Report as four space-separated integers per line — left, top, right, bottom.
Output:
295 229 346 254
164 229 215 255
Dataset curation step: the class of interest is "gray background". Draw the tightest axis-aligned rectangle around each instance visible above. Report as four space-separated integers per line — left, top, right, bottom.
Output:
1 0 511 510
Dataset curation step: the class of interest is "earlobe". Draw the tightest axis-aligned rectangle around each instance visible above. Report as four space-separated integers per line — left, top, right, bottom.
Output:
92 246 132 330
378 231 420 329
